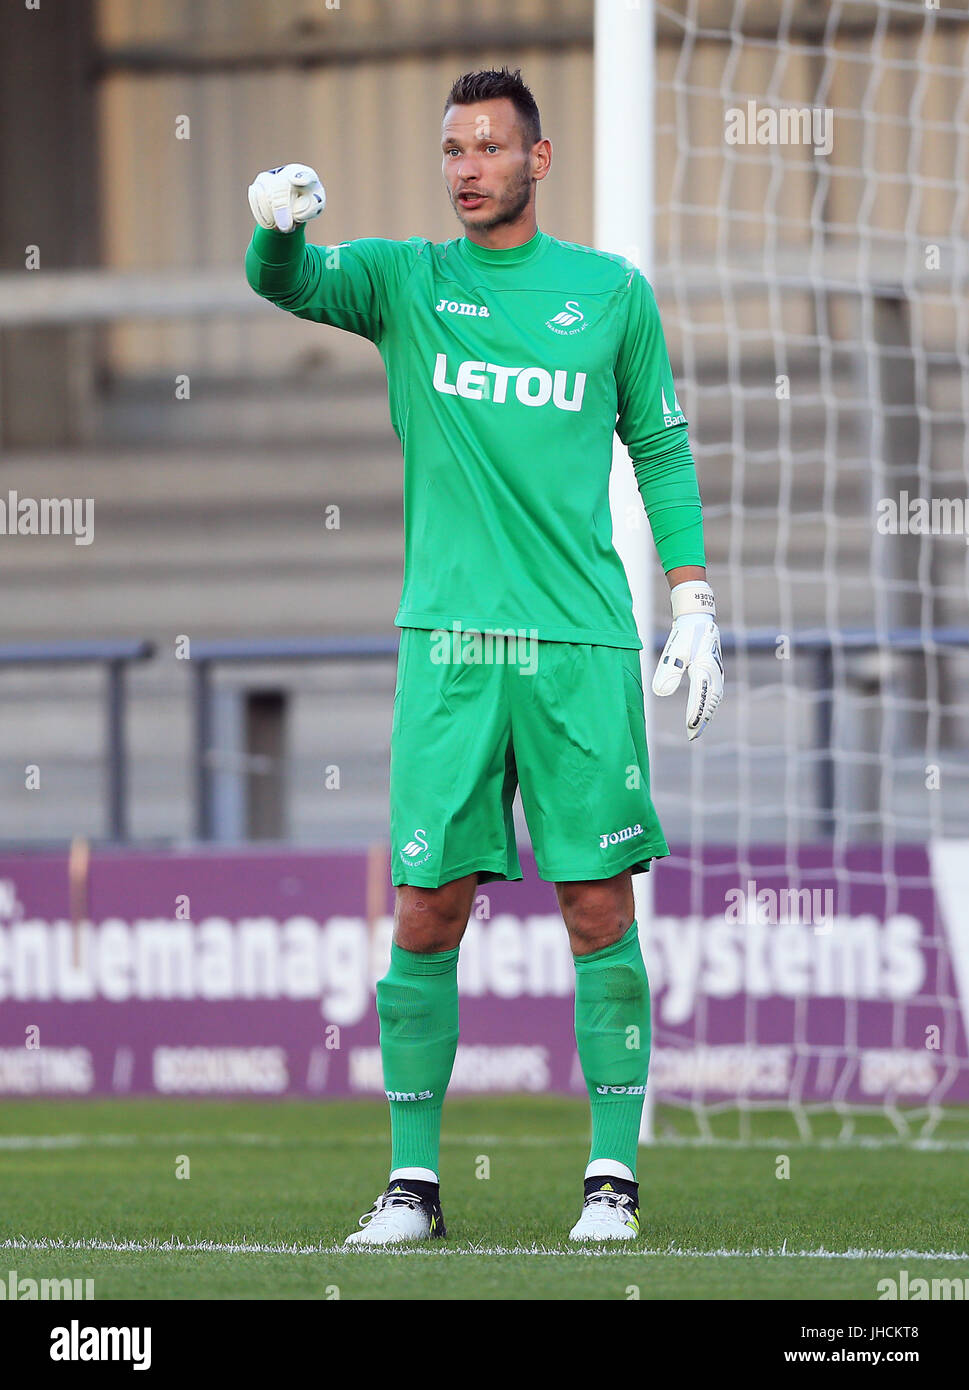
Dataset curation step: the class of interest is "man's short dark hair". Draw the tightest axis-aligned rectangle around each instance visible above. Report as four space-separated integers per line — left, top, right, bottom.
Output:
444 67 542 149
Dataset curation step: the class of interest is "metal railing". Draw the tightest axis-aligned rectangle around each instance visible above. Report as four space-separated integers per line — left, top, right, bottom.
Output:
187 627 969 843
190 635 400 840
0 639 155 841
1 628 964 844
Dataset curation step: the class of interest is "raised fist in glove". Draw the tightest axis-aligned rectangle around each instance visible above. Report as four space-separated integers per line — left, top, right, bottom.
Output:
247 164 326 233
652 580 724 741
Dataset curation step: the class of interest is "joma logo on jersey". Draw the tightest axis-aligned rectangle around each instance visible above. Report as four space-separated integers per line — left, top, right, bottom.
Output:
435 298 490 317
433 354 586 412
385 1089 434 1101
595 1084 647 1095
599 822 643 849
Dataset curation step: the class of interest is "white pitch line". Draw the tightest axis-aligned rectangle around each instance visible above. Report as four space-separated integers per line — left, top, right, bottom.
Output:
2 1237 968 1262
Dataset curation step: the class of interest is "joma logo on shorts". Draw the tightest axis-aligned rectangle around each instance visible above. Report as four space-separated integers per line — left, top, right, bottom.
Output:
599 823 643 848
385 1089 434 1101
432 354 586 411
595 1084 647 1095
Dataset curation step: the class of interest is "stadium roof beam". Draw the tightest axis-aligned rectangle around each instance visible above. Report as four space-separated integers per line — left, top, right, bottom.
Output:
90 6 967 76
92 20 594 75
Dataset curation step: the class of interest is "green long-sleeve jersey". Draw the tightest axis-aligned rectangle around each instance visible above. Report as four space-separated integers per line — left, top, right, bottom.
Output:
245 223 705 649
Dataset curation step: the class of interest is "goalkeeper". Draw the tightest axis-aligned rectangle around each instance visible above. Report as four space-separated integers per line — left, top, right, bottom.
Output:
246 67 723 1244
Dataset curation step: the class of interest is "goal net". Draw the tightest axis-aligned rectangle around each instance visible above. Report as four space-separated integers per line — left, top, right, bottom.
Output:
642 0 969 1141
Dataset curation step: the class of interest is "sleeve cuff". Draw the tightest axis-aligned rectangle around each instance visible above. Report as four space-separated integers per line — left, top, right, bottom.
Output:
250 223 307 266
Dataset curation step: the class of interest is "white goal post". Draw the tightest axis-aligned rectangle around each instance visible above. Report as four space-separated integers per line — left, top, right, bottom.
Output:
595 0 658 1142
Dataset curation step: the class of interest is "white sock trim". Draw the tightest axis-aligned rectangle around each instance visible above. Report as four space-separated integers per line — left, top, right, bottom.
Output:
389 1166 439 1184
585 1159 635 1183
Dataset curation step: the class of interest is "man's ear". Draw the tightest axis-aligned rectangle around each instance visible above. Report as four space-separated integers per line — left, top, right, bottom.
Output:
532 138 553 182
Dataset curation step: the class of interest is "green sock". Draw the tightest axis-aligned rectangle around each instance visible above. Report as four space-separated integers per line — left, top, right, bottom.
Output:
573 920 651 1179
376 940 460 1177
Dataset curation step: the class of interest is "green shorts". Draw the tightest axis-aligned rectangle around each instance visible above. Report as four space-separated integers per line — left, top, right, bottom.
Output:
389 627 669 887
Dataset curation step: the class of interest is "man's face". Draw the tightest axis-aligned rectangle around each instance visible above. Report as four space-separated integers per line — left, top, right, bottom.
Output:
441 97 545 232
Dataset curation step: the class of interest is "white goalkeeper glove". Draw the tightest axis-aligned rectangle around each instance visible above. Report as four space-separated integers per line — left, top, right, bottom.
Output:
652 580 724 741
247 163 326 233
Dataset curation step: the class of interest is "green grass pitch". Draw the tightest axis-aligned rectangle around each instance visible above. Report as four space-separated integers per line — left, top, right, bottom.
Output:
1 1096 967 1300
